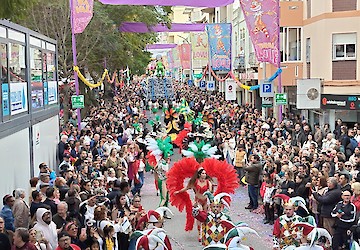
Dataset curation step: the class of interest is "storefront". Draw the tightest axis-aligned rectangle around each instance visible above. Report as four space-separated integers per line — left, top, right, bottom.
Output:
321 94 360 130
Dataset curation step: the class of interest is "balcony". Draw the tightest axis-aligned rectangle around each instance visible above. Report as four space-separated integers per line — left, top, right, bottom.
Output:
234 55 245 72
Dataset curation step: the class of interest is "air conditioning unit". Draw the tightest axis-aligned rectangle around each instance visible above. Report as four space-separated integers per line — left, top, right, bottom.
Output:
296 79 321 109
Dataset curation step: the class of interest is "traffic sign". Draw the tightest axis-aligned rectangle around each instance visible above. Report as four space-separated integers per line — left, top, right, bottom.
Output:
207 81 215 91
260 80 274 97
71 95 84 109
275 93 287 105
262 97 273 108
199 80 206 90
188 80 193 86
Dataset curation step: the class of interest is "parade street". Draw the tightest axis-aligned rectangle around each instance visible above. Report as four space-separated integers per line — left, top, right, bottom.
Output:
139 150 273 250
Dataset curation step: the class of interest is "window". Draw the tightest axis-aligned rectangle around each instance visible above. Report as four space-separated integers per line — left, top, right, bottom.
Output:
306 38 310 62
333 33 356 60
9 43 26 83
30 48 44 109
280 27 302 62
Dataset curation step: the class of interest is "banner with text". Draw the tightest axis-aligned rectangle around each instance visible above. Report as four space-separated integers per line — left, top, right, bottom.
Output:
72 0 94 34
178 44 191 70
206 23 232 71
239 0 280 66
191 32 209 69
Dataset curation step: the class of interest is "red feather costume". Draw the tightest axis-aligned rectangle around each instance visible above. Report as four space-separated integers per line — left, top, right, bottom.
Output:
167 157 239 231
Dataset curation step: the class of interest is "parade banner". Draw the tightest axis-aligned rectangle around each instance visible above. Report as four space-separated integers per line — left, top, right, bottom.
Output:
178 44 191 70
167 51 174 70
120 23 206 33
206 23 232 71
239 0 280 66
71 0 94 34
172 47 181 68
191 32 208 69
146 44 177 50
99 0 234 7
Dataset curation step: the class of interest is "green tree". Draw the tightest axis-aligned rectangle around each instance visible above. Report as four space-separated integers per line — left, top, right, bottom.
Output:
17 1 172 120
0 0 37 20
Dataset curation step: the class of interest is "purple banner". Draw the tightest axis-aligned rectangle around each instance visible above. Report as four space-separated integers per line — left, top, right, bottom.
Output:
72 0 94 34
206 23 232 71
119 22 206 33
179 44 191 70
146 44 177 50
99 0 234 7
240 0 280 66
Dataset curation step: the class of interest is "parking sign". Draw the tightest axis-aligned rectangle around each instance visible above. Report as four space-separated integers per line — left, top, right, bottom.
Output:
199 80 206 90
207 81 215 91
260 80 274 97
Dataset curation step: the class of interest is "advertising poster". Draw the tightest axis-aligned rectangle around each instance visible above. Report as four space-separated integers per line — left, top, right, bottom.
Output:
225 79 236 101
47 81 58 105
31 81 44 109
10 82 28 115
206 23 232 71
2 83 9 116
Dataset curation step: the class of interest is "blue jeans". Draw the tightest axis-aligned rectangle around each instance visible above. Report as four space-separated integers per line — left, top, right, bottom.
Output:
131 171 144 195
248 184 259 209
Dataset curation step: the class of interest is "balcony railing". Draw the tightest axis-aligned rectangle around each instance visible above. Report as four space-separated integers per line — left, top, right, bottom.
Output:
249 52 258 67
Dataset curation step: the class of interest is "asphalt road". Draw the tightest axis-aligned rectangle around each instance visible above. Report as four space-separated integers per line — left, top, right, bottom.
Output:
138 150 274 250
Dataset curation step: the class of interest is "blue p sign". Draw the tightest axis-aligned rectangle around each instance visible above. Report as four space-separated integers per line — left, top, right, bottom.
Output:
263 83 272 93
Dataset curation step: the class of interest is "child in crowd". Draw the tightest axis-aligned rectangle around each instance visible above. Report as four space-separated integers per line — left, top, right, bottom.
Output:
263 179 275 225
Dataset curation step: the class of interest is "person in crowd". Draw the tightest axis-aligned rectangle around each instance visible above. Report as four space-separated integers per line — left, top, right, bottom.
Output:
331 190 356 249
33 208 58 249
43 187 58 216
244 155 262 211
12 189 29 229
12 227 37 250
1 195 15 232
28 228 51 250
55 231 80 250
52 201 68 230
312 177 342 235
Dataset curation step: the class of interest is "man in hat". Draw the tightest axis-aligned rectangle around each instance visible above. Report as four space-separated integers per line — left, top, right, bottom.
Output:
0 195 15 232
192 192 232 246
272 196 303 250
59 154 72 173
56 231 80 250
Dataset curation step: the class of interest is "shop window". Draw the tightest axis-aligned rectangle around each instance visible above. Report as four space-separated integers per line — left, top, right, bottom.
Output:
333 33 356 60
30 47 44 109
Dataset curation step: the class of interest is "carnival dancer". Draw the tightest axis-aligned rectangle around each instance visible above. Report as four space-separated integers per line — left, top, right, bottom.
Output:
167 157 239 232
192 192 232 246
202 222 260 250
129 207 173 250
145 136 173 208
272 194 304 249
283 222 332 250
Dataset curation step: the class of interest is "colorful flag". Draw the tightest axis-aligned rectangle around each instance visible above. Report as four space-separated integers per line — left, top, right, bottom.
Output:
191 32 208 69
178 44 191 70
71 0 94 34
239 0 280 66
172 47 181 68
99 0 234 7
206 23 232 71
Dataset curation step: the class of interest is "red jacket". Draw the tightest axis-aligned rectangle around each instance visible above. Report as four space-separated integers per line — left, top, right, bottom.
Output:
55 244 81 250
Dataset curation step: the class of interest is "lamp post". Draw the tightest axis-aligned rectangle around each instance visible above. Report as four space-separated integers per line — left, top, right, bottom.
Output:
177 35 193 81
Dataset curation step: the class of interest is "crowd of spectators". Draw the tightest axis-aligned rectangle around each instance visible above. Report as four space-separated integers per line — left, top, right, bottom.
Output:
0 80 360 249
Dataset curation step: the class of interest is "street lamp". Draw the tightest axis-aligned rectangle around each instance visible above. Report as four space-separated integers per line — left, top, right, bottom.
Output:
177 35 193 81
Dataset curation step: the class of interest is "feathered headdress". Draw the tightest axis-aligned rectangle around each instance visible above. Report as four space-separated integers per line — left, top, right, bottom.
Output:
145 136 173 162
181 140 220 162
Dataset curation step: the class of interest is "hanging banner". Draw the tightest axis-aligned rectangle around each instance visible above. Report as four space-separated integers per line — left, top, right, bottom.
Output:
72 0 94 34
167 51 174 71
178 44 191 70
172 47 180 69
225 79 236 101
191 32 208 69
120 23 206 33
206 23 232 71
239 0 280 66
99 0 234 7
